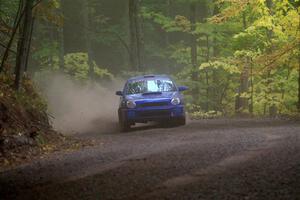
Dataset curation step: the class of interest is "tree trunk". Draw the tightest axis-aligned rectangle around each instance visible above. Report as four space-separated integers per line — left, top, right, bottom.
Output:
129 0 137 70
189 2 199 105
212 2 220 58
298 55 300 112
298 13 300 112
59 0 65 71
235 12 249 114
82 0 94 79
165 0 171 46
265 0 277 116
59 26 65 71
14 0 34 90
212 1 220 111
129 0 144 71
24 16 35 72
137 9 145 70
205 34 210 111
0 0 24 73
237 58 250 113
249 60 254 115
49 21 55 68
190 2 197 71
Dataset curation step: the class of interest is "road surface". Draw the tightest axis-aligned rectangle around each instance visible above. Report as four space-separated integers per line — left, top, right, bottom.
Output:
1 119 300 200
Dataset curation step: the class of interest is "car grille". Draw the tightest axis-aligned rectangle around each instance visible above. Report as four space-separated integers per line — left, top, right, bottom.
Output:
139 102 169 108
138 110 170 117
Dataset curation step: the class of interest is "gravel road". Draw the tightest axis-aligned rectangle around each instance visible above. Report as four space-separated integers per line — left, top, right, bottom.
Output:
0 119 300 200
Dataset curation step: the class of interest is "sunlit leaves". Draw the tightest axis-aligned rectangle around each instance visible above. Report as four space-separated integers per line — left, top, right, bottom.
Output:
209 0 251 23
142 8 191 33
64 53 113 81
200 59 240 74
35 0 64 26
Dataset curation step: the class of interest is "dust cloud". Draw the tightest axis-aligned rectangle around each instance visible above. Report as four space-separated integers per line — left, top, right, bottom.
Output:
36 74 123 135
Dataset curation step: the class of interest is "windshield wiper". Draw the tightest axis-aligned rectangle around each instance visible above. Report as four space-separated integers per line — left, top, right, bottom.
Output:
142 91 162 95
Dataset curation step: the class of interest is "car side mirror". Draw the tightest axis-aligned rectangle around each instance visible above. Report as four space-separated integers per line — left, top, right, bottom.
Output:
178 86 188 92
116 91 123 96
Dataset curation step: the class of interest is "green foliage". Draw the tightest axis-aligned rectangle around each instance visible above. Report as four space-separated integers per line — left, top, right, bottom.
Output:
2 0 298 118
63 53 113 81
190 110 223 119
142 9 192 33
33 51 114 82
186 104 223 119
143 0 299 116
200 59 240 74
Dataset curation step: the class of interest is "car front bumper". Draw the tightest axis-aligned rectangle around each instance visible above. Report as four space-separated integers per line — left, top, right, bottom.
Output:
119 105 185 123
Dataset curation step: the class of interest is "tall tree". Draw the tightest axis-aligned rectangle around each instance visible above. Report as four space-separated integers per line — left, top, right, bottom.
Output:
82 0 94 79
59 0 65 71
189 1 199 106
297 15 300 113
129 0 144 71
24 14 35 72
190 2 197 70
14 0 34 90
235 12 249 114
265 0 276 116
0 0 23 73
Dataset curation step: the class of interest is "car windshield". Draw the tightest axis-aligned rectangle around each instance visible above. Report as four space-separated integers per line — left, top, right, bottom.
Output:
126 79 176 95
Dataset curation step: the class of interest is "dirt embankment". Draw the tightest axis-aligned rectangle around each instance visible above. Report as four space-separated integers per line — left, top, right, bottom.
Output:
0 75 91 169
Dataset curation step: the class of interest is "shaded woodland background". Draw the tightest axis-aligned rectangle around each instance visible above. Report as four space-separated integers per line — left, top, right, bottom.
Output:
0 0 300 118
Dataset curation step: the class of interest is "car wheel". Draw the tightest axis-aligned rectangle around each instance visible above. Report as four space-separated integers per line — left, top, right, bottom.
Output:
119 116 130 132
175 116 186 126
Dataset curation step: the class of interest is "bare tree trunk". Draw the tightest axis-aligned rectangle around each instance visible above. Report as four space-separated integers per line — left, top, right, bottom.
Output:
277 62 291 114
129 0 137 70
165 0 171 46
298 55 300 112
129 0 143 71
137 8 145 70
189 2 199 106
58 26 65 71
59 0 65 71
82 0 94 79
0 0 24 73
212 1 220 111
235 12 249 114
249 60 254 115
297 16 300 113
49 21 54 68
205 34 210 111
14 0 34 90
190 2 197 71
265 0 277 116
24 16 35 72
237 58 250 113
212 1 219 59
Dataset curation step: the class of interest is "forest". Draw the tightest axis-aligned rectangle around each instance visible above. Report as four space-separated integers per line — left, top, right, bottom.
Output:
0 0 300 118
1 1 300 198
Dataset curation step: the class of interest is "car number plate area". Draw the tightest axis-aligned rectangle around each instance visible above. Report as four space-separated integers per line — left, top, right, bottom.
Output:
137 110 170 117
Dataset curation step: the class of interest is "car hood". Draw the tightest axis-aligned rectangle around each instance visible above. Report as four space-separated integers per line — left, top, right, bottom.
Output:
126 92 178 101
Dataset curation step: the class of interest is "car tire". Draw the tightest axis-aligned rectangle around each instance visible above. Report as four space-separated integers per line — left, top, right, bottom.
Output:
175 116 186 126
119 116 130 132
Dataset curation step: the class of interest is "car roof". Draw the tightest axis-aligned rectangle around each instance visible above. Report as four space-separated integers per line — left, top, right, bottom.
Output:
127 74 171 82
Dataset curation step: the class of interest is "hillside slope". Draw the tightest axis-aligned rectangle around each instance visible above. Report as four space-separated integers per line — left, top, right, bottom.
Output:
0 74 87 169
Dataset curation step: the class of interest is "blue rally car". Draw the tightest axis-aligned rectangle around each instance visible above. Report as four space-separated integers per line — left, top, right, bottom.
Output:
115 75 188 131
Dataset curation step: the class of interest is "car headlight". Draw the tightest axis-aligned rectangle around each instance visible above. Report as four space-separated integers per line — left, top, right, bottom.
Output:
126 100 136 108
171 97 180 105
